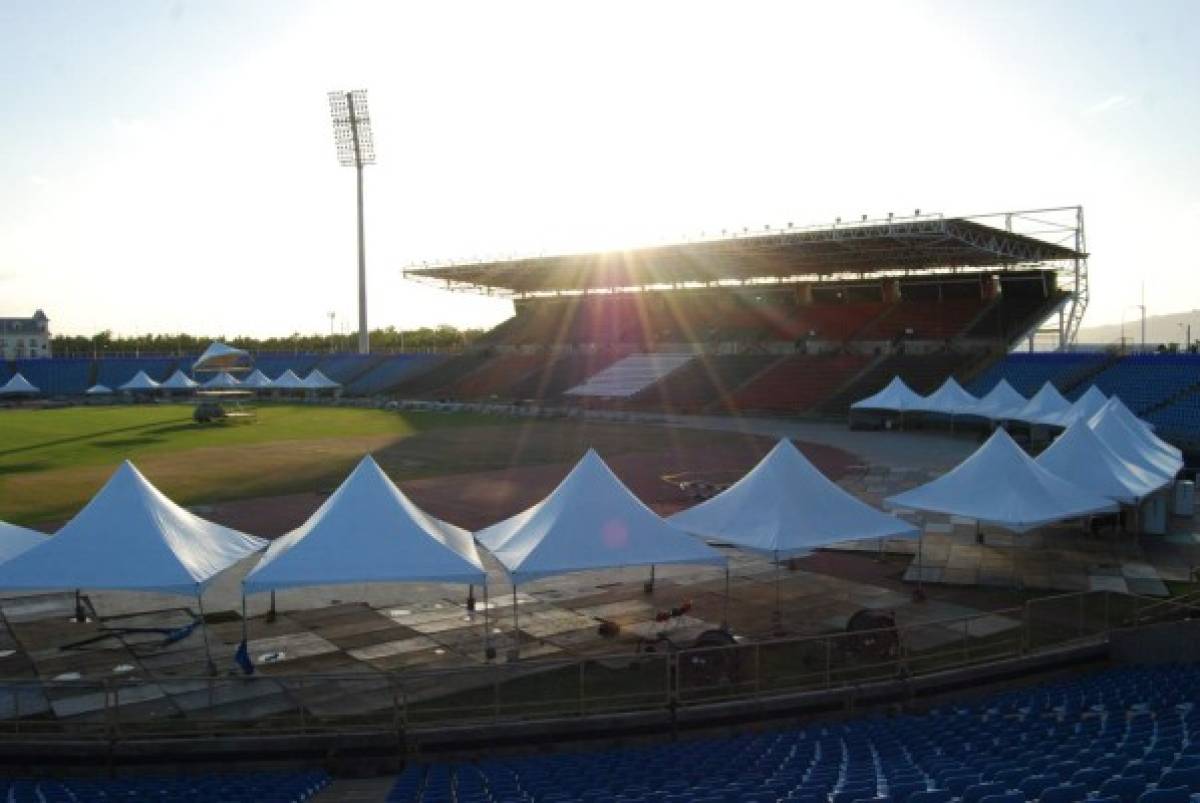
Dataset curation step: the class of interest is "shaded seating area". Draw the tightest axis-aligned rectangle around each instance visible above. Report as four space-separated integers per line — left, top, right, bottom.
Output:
390 662 1200 803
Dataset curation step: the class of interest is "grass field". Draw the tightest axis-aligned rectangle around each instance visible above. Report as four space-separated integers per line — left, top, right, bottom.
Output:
0 404 494 525
0 403 771 527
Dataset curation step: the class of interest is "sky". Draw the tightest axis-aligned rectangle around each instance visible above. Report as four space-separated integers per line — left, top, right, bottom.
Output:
1 0 1198 339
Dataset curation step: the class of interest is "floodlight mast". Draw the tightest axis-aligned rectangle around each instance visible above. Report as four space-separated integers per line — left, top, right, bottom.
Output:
328 89 375 354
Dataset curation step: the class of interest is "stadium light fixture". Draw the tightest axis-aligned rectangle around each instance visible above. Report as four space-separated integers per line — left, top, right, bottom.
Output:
328 89 375 355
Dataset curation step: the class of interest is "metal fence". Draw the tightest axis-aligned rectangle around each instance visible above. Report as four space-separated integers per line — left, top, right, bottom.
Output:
1 590 1197 742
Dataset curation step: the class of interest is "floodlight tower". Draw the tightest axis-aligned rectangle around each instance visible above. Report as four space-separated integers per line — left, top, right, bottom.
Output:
328 89 376 354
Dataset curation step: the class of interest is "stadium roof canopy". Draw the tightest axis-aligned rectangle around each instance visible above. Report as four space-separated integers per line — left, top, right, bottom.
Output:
405 214 1087 296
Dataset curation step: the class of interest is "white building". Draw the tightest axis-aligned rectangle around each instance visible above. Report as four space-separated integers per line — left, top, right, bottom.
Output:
0 310 51 360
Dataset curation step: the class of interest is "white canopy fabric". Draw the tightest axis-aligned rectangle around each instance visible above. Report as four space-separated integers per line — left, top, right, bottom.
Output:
669 439 917 556
1099 396 1167 439
476 450 726 583
1011 381 1071 425
203 371 242 389
270 369 307 390
241 369 273 389
971 379 1027 421
119 371 160 391
1041 385 1107 429
1036 421 1170 505
301 369 341 390
1088 402 1183 479
84 383 113 396
0 462 267 595
245 456 484 592
161 370 199 390
0 373 40 396
913 377 978 416
192 342 252 373
0 521 49 566
850 377 924 413
885 429 1118 532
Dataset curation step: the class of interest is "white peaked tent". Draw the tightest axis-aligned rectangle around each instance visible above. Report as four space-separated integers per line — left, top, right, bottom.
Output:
301 369 341 390
245 456 484 592
972 379 1027 421
670 439 917 555
1011 381 1071 425
241 369 273 389
1036 421 1169 506
192 342 252 373
477 450 726 583
270 369 307 390
850 377 924 413
671 439 916 629
0 461 266 669
477 449 725 654
1101 395 1166 438
913 377 978 416
1089 402 1183 479
1041 385 1107 429
0 461 266 593
885 428 1117 533
85 383 113 396
119 371 160 391
0 373 40 396
161 370 199 391
0 521 49 566
203 371 242 389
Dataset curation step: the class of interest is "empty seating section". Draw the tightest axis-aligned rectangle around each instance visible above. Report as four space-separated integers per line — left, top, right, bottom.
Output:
10 358 93 395
966 293 1061 341
1146 389 1200 443
254 353 322 378
94 357 178 387
1086 354 1200 414
635 354 782 413
391 663 1200 803
505 348 634 400
0 770 329 802
389 352 494 398
315 353 384 384
566 353 695 397
450 353 554 399
860 299 985 342
733 355 871 414
967 353 1111 397
346 355 444 395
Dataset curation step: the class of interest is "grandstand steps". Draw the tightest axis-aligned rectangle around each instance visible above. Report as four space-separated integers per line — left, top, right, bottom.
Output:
311 776 396 802
564 352 696 398
1061 351 1125 396
1140 377 1200 417
812 350 891 415
388 352 490 398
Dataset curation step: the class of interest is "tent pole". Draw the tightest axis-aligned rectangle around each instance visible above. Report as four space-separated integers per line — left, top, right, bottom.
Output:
197 590 216 676
722 566 731 631
914 517 926 603
74 588 87 623
773 550 783 636
240 592 248 645
467 583 476 612
512 584 519 661
644 564 655 594
267 590 277 623
483 580 494 660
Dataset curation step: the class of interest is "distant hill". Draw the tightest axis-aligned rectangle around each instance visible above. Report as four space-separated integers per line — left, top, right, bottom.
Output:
1077 309 1200 348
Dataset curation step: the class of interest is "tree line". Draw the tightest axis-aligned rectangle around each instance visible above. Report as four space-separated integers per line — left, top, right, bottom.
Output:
51 326 486 356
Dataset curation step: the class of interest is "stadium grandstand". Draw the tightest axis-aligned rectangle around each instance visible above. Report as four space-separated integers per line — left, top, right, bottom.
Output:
396 208 1088 411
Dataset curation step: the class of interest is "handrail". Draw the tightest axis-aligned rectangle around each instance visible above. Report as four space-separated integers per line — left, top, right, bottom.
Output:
0 589 1191 742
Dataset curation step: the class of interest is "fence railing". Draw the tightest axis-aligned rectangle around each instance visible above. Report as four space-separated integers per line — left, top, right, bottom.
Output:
1 590 1197 743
